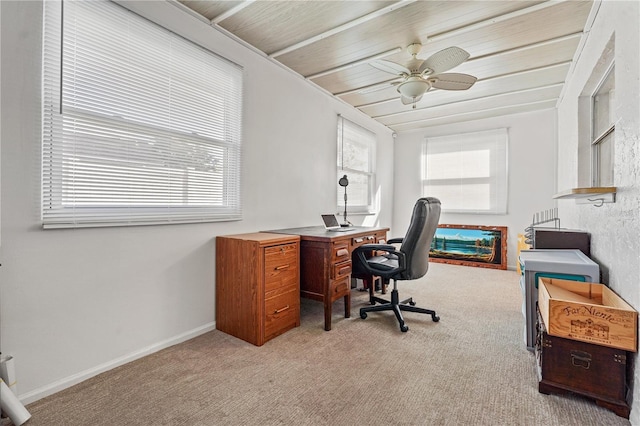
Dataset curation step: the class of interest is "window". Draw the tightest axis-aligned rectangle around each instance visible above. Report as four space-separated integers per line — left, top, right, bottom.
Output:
422 129 508 214
336 116 376 213
577 36 615 189
591 65 615 187
42 0 243 229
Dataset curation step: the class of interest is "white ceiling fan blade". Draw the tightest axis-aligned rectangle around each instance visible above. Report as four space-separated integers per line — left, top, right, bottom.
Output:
431 73 477 90
370 59 410 76
419 46 470 75
401 94 423 105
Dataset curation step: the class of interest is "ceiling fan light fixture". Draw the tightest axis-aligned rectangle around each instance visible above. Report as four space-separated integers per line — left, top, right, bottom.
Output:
397 78 431 99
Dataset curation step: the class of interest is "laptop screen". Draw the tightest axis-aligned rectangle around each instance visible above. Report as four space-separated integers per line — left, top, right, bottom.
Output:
321 214 340 229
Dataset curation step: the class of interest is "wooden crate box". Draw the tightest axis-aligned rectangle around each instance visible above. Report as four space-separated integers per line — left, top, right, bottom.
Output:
538 277 637 352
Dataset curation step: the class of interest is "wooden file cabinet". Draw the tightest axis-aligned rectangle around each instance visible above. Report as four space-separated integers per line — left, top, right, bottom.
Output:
216 233 300 346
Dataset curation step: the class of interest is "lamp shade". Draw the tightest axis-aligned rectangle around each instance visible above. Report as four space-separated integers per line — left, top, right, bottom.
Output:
397 77 430 99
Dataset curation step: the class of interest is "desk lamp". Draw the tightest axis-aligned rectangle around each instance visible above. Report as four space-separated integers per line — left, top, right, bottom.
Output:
338 174 350 226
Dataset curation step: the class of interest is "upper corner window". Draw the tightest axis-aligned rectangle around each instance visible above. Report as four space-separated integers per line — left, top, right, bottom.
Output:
422 129 508 214
591 65 615 187
42 0 243 229
336 116 376 213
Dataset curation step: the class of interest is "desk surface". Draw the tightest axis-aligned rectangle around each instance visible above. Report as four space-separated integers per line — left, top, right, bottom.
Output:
267 225 389 241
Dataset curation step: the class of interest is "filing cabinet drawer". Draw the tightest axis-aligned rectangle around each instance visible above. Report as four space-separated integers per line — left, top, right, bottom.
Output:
265 288 300 340
265 243 297 271
332 259 351 279
265 242 298 294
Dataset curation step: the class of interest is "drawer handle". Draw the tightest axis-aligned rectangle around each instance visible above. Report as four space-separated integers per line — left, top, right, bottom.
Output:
354 238 364 243
367 236 375 240
338 266 351 275
274 264 290 271
336 248 349 257
570 350 591 369
274 305 290 314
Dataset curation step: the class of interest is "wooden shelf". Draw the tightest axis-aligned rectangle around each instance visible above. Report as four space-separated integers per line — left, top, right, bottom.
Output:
553 187 616 199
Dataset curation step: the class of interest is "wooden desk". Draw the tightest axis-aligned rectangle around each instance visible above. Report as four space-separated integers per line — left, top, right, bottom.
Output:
268 226 388 331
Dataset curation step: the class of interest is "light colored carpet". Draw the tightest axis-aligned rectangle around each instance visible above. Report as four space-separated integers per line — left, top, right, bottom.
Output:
8 263 631 425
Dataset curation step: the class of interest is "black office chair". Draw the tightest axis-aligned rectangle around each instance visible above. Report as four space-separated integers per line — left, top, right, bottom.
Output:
352 197 441 332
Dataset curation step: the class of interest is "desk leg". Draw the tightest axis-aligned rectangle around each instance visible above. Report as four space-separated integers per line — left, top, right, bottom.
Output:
344 292 351 319
324 299 332 331
323 293 351 331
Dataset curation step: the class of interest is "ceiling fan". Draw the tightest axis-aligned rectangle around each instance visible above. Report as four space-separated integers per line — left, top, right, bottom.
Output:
370 43 477 108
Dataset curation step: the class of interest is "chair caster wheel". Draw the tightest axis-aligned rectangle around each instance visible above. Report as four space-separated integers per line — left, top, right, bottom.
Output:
432 314 440 322
400 324 409 332
360 311 367 319
409 301 416 306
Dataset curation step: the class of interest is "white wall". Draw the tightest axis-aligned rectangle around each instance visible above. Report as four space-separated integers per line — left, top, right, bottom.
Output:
393 109 558 269
556 1 640 422
0 0 394 402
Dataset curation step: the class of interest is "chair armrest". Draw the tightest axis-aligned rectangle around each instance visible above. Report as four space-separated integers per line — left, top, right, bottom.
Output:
353 243 396 254
352 245 406 277
387 237 403 244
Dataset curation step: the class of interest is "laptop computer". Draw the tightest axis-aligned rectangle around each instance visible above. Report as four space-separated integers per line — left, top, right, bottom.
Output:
321 214 353 232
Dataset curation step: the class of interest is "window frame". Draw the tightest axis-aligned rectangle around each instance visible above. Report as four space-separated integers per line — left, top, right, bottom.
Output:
336 115 377 214
41 0 243 229
422 129 509 214
590 64 615 187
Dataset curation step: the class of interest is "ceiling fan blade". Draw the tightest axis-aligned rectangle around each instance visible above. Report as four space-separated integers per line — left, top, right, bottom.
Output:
370 59 410 76
431 73 477 90
419 47 470 75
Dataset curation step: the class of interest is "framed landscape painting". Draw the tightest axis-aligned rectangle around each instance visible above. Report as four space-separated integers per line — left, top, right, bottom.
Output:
429 224 507 270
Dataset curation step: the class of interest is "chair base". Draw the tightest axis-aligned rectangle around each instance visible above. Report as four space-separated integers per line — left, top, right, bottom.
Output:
359 287 439 332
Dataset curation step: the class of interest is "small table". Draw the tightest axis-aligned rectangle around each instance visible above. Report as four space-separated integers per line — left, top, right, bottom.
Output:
268 226 388 331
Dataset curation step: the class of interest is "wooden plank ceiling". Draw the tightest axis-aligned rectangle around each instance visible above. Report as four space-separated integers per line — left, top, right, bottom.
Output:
177 0 593 132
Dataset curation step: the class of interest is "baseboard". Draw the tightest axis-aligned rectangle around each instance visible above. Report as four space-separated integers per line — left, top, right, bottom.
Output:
20 321 216 405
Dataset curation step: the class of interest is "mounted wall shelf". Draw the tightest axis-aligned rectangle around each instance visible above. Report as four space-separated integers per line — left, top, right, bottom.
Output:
553 187 616 206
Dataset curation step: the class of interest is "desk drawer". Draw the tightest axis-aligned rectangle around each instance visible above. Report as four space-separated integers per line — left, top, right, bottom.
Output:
265 288 300 340
351 231 386 250
332 259 351 279
329 276 351 301
351 234 376 248
332 242 350 262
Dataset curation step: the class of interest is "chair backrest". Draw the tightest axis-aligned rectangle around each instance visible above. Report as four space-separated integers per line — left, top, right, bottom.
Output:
398 197 441 280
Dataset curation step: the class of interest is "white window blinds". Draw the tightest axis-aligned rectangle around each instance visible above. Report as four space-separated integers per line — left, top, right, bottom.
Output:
337 116 376 212
423 129 508 214
42 0 243 228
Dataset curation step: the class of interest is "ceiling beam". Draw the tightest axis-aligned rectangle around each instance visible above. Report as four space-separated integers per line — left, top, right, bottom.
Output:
306 48 402 80
389 99 557 130
268 0 418 58
372 83 564 121
426 0 568 43
211 0 257 24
